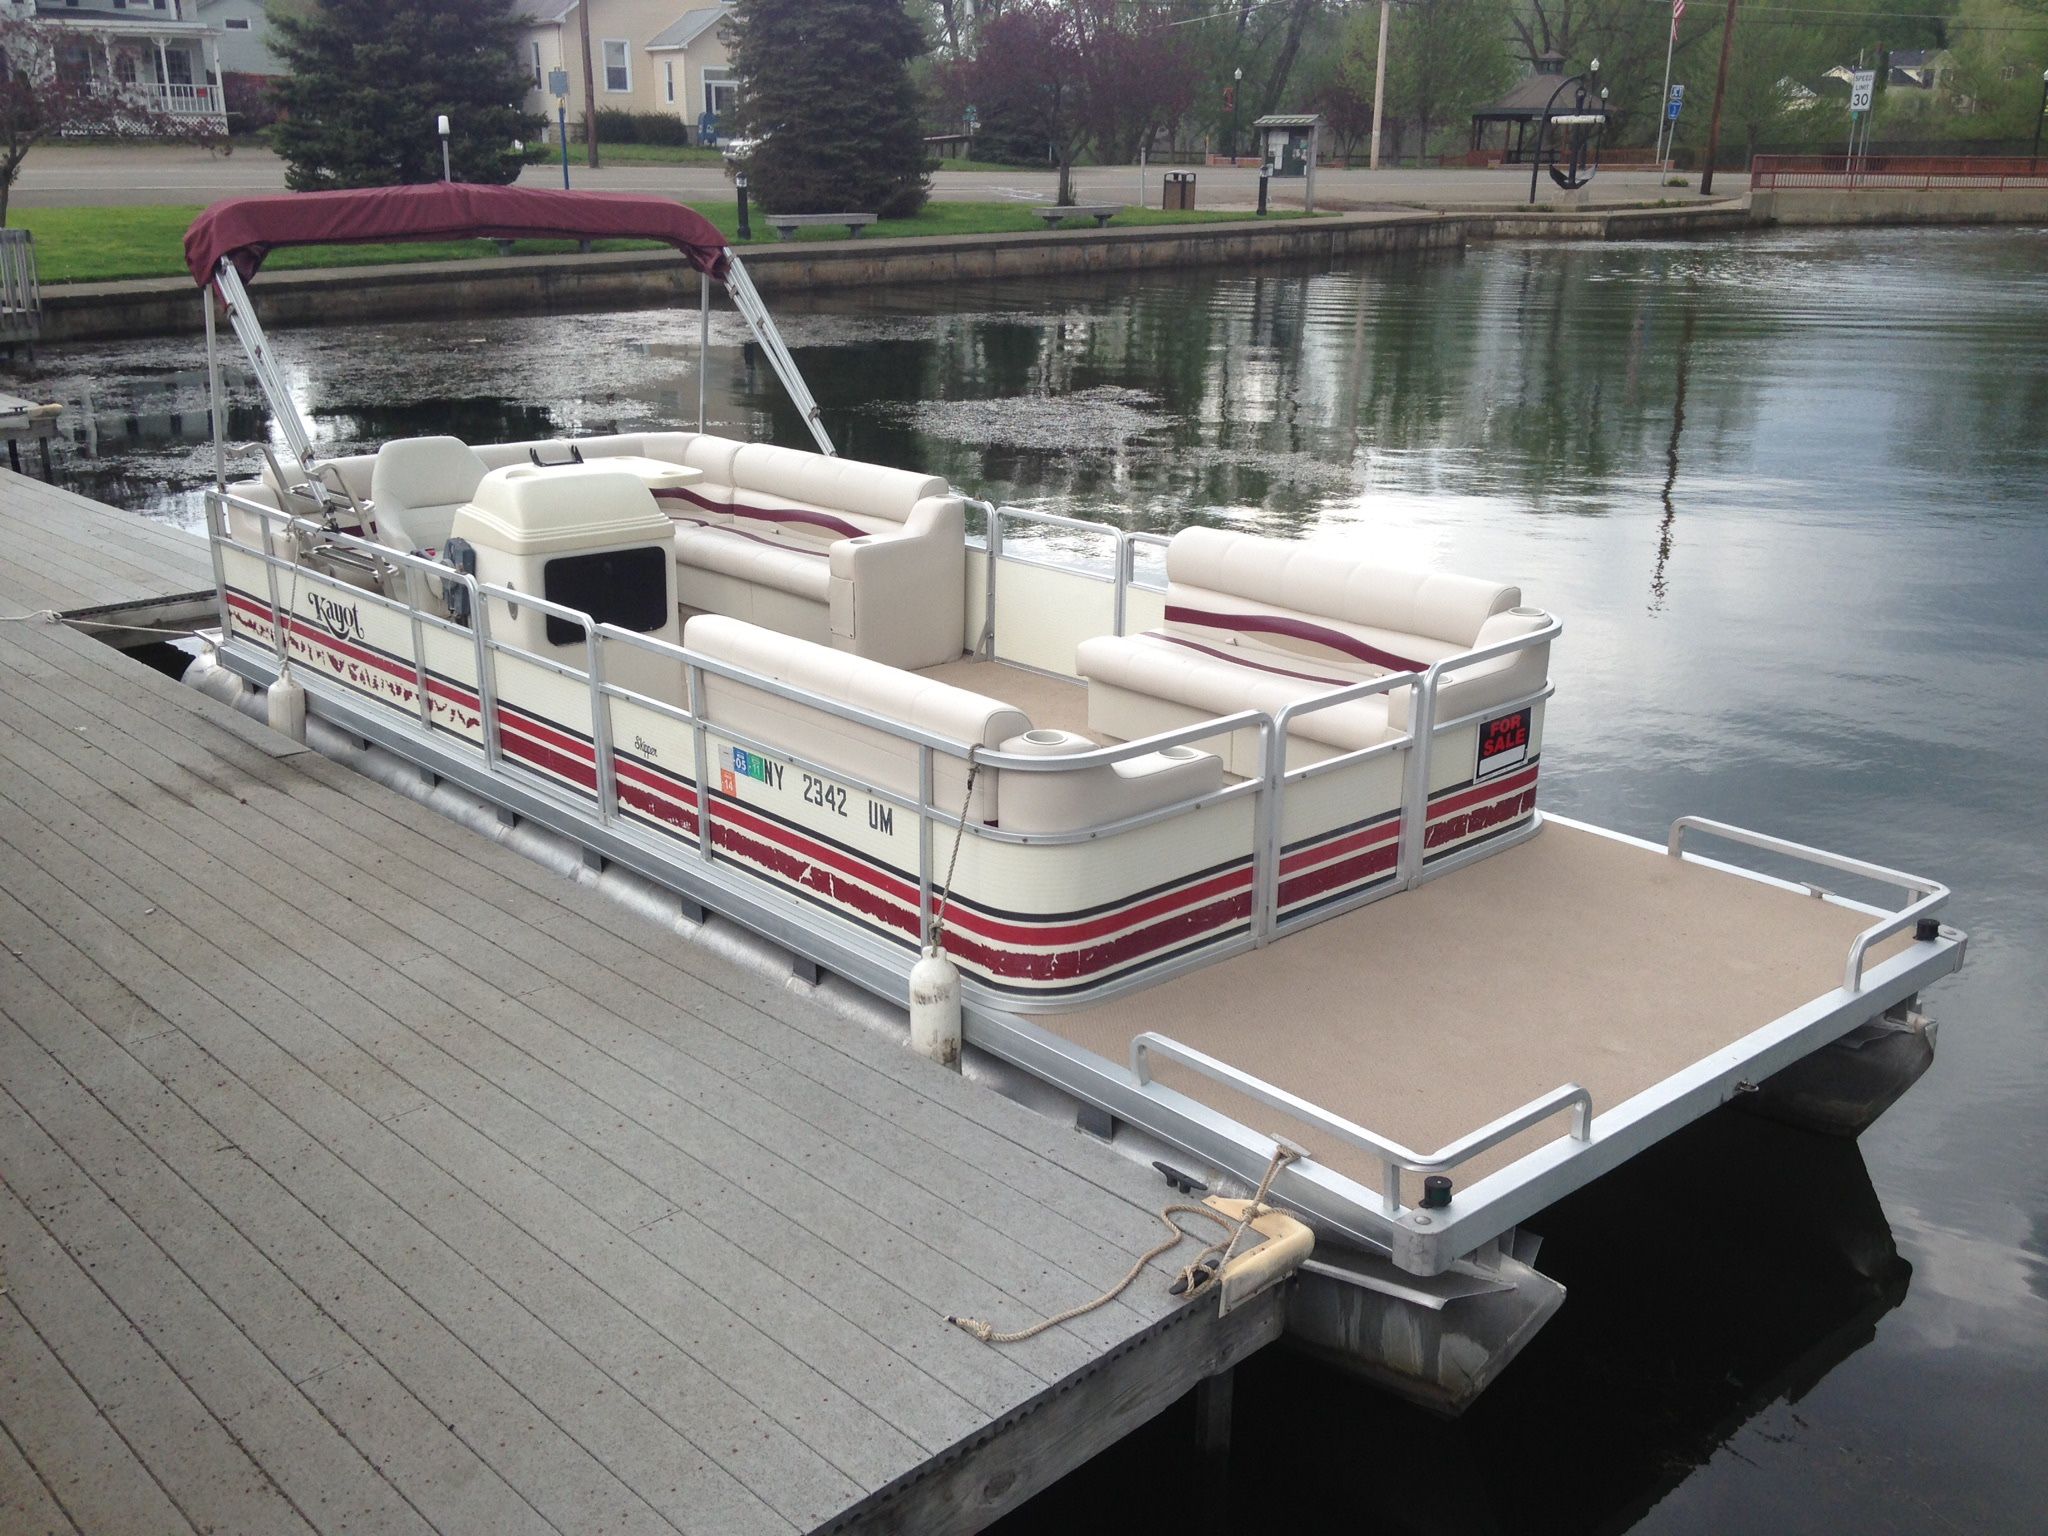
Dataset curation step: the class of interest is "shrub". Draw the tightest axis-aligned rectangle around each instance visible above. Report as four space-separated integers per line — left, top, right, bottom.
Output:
589 108 692 146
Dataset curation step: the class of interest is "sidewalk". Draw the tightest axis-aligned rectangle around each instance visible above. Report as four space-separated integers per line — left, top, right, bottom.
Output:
14 143 1712 213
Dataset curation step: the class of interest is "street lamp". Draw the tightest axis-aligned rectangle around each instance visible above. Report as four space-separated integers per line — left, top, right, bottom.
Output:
437 113 451 182
735 167 751 241
2033 67 2048 174
1232 66 1243 164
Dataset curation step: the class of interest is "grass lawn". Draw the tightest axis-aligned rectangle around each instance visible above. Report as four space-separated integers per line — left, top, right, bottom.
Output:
576 142 730 166
21 200 1320 285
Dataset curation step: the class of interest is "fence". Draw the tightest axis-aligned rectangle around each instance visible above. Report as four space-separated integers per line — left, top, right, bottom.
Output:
1751 154 2048 190
0 229 39 347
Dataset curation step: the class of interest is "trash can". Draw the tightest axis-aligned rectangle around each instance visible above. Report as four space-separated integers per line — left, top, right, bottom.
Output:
1162 172 1196 211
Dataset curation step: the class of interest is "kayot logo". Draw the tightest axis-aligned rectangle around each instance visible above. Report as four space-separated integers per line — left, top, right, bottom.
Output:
307 592 365 642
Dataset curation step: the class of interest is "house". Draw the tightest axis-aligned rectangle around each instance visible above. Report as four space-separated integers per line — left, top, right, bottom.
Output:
4 0 228 133
519 1 738 143
191 0 284 77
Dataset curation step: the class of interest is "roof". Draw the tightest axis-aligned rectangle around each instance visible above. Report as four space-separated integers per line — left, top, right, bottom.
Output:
1472 61 1610 122
647 5 733 51
185 184 730 288
1251 114 1320 129
521 1 578 24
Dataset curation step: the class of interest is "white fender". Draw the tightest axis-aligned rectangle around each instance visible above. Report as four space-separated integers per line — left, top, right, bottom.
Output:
266 667 307 743
909 946 962 1071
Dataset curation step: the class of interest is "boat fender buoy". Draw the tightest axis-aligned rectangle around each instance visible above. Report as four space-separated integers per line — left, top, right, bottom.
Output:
266 668 308 744
909 945 962 1071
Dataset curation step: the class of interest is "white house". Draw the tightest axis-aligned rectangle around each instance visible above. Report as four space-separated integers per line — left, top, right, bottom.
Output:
191 0 285 78
5 0 228 133
519 1 738 142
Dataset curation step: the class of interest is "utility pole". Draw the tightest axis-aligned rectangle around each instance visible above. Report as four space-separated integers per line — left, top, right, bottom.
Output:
1697 0 1738 195
1369 0 1390 171
578 0 600 169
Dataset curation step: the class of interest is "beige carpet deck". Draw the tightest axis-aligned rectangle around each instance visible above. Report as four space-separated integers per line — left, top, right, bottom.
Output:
919 657 1097 739
1049 819 1899 1201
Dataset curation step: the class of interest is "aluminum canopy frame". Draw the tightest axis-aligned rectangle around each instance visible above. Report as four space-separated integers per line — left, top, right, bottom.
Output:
189 183 836 505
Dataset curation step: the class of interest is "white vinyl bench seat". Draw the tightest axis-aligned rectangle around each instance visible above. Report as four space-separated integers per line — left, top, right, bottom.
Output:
272 431 968 673
1077 528 1550 774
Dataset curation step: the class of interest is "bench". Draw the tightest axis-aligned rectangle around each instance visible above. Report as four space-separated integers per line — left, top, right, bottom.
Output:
299 430 967 673
1033 205 1121 228
765 212 876 240
1075 528 1551 775
684 615 1222 835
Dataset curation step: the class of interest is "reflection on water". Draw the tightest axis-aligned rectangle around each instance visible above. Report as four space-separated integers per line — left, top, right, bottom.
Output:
17 225 2047 1531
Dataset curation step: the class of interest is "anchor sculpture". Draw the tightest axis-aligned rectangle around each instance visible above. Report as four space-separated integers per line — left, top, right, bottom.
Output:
1529 59 1612 203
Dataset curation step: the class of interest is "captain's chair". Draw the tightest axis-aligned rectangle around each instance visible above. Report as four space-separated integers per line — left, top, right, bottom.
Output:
369 436 489 557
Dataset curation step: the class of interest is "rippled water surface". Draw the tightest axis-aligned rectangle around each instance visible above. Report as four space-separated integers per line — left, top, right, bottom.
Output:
28 226 2048 1532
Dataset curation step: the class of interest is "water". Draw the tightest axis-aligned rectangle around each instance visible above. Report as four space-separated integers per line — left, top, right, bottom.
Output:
23 225 2047 1531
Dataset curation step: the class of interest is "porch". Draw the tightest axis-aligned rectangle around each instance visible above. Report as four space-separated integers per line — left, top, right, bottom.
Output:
51 17 228 132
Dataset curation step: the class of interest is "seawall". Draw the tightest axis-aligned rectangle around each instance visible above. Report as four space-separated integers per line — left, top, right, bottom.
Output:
41 212 1465 345
1749 186 2048 226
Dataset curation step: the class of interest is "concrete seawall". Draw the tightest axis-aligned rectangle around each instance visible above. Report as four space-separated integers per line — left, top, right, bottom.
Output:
43 212 1466 345
1749 186 2048 226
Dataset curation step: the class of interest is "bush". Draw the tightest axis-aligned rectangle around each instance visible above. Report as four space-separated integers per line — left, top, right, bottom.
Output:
591 108 692 146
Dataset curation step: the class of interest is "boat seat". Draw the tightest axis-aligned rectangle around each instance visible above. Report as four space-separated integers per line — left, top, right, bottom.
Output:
369 436 489 557
685 616 1223 835
674 520 833 602
1077 528 1548 775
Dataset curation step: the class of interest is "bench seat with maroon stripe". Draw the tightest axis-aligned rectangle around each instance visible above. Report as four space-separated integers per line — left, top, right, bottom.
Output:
1075 528 1550 774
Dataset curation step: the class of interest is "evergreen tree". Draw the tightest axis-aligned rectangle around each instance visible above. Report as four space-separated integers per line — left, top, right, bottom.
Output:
730 0 930 218
271 0 542 189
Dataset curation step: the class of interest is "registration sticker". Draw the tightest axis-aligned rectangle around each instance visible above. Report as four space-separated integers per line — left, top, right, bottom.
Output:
1476 706 1532 780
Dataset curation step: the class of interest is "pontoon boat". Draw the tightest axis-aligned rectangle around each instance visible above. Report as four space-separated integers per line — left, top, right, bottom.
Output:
181 186 1965 1410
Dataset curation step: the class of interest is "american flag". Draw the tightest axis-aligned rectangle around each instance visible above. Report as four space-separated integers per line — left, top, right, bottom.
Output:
1672 0 1686 41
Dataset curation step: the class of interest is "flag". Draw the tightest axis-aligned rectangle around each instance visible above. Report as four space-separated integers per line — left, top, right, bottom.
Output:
1672 0 1686 41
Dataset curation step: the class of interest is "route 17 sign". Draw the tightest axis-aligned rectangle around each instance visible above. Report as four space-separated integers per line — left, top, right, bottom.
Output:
1849 69 1876 113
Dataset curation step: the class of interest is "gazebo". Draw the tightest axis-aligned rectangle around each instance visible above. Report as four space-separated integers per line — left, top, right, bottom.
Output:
1469 53 1608 165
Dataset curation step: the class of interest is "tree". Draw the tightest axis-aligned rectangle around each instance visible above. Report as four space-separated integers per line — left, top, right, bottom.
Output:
0 14 211 226
956 1 1192 203
731 0 930 219
270 0 541 189
1391 0 1515 157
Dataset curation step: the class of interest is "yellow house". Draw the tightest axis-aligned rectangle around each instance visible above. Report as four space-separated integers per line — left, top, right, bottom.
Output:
520 1 739 142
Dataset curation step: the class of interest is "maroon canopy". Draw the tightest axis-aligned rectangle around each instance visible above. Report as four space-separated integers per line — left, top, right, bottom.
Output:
185 182 731 288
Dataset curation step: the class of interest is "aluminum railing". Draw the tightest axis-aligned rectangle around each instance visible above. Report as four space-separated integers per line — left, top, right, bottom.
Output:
209 488 1590 1226
1666 816 1950 995
1128 1032 1592 1217
210 490 1276 976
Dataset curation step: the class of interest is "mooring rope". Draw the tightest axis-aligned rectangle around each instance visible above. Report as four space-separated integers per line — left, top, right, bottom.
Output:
948 1139 1300 1346
928 750 979 948
0 609 214 642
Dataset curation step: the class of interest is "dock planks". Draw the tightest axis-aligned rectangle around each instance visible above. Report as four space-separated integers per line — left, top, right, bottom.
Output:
0 470 1277 1534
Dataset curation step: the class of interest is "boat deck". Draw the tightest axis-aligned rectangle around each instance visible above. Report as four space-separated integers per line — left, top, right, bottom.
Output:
918 656 1099 740
1049 817 1904 1200
0 472 1280 1535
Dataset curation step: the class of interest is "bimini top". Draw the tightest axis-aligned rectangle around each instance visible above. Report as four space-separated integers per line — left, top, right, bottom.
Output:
184 182 732 288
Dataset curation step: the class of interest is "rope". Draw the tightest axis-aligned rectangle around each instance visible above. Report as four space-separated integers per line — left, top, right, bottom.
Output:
0 610 215 642
947 1140 1300 1346
928 750 979 948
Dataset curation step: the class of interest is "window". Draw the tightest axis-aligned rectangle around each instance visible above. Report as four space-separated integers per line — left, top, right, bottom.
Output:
531 41 543 90
664 60 673 103
115 53 137 84
702 68 736 120
602 38 630 93
225 16 251 29
542 548 668 646
165 48 193 86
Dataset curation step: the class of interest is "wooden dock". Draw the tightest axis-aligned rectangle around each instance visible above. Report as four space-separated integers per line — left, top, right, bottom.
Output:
0 471 1284 1534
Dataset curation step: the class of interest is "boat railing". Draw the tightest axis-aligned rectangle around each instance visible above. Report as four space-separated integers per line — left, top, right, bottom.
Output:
972 502 1170 654
209 489 1279 985
1666 816 1950 994
1128 1032 1593 1216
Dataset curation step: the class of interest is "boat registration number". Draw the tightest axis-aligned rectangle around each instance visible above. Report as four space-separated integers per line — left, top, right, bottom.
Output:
721 746 894 834
1476 706 1532 779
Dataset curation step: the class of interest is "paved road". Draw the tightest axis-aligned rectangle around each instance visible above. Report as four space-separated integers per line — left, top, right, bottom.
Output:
16 143 1713 212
